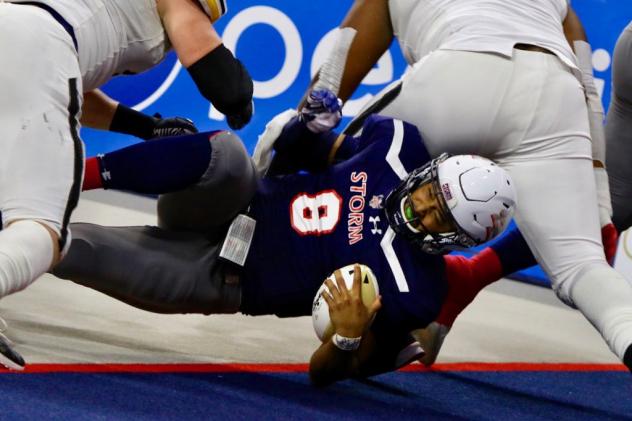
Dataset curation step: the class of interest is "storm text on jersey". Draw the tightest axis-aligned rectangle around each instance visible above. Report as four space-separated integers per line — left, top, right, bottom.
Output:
348 171 368 245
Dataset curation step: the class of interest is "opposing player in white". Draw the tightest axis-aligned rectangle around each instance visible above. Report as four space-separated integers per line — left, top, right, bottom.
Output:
606 22 632 233
0 0 253 370
310 0 632 370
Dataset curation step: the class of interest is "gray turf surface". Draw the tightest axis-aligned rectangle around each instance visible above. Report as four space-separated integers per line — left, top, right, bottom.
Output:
0 190 620 366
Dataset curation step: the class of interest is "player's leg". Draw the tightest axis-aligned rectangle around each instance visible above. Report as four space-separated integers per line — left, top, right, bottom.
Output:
606 22 632 232
500 52 632 369
415 228 535 366
0 3 83 369
440 228 536 324
0 44 81 293
157 131 259 235
83 129 258 237
479 49 632 369
505 147 632 367
52 223 242 314
83 131 217 193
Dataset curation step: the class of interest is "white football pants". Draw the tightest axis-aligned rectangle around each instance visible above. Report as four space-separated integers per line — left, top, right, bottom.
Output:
352 48 632 360
0 3 84 294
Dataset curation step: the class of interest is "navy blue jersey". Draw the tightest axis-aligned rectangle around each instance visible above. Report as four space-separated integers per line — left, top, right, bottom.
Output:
240 116 447 342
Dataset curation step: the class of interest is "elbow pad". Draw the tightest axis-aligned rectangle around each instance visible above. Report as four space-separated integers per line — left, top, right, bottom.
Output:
187 45 253 124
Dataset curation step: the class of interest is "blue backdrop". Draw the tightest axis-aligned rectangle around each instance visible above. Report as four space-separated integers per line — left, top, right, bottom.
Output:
83 0 408 155
83 1 632 287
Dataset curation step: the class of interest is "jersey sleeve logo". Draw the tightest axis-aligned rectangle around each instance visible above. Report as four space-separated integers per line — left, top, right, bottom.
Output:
369 195 384 209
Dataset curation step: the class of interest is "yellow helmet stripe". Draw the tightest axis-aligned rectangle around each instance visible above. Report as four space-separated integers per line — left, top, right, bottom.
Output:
200 0 227 22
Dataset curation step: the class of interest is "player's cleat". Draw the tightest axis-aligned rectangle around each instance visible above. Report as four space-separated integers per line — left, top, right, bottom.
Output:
0 324 25 371
0 334 25 371
412 321 450 367
624 344 632 373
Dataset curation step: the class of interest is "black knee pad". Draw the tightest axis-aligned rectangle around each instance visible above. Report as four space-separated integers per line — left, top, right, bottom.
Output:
157 131 259 235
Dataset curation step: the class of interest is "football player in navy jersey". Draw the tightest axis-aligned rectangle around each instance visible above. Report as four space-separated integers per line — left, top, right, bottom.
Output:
48 92 521 383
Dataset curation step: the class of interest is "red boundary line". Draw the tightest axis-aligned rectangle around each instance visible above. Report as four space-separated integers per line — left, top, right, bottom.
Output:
0 362 627 374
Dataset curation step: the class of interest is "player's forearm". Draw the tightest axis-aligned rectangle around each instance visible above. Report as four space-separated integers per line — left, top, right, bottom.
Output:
309 329 384 386
336 0 393 102
309 340 363 386
84 88 199 140
562 7 587 46
300 0 393 108
270 117 353 173
81 89 119 130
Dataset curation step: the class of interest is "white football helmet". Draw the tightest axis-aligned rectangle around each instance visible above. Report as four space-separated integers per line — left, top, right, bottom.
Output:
384 154 517 254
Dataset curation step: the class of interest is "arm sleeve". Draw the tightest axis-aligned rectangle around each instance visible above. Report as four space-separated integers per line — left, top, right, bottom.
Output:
488 227 538 276
268 114 406 175
266 116 343 175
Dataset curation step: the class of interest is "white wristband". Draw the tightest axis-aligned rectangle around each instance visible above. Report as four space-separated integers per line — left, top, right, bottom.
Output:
332 333 362 351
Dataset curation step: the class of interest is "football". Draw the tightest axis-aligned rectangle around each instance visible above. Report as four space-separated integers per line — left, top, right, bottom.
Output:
311 263 380 342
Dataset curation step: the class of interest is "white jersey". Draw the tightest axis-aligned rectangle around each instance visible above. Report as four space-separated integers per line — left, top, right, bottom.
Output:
389 0 577 69
8 0 169 91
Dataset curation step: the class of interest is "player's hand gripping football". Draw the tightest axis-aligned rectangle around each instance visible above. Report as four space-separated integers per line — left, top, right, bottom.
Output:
299 89 343 133
321 264 382 338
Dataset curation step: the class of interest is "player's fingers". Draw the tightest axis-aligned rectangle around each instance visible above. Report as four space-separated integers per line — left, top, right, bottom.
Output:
368 295 382 317
325 277 342 301
321 289 334 307
334 269 349 298
351 264 362 297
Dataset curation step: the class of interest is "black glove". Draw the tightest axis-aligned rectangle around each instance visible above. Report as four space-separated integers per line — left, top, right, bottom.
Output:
110 104 198 140
150 113 198 139
226 101 253 130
